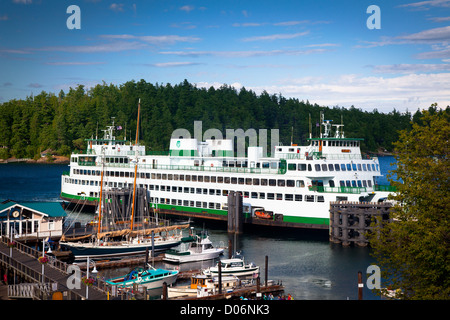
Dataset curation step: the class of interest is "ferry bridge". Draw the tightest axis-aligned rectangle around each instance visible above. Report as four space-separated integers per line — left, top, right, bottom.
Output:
0 236 108 300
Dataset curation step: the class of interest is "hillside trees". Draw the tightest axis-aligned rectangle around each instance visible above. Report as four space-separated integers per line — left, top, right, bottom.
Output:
0 79 419 159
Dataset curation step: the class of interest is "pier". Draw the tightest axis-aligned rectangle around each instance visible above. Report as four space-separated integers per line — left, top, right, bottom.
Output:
0 236 108 300
329 201 392 246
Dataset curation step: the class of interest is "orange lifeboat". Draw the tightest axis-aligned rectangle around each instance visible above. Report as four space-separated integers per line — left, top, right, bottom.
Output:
255 210 273 219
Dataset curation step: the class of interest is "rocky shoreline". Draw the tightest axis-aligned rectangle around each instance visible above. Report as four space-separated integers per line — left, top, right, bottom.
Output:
0 155 69 164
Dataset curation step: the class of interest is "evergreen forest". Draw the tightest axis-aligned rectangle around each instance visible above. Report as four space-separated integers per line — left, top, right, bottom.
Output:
0 79 443 160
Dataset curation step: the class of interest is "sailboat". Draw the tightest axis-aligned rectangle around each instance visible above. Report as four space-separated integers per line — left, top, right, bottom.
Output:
60 100 189 260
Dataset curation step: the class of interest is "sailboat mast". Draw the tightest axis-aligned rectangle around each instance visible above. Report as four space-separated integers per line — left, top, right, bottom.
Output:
97 149 105 235
130 98 141 231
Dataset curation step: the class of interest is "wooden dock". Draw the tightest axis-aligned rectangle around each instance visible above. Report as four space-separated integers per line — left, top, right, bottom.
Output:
0 236 108 300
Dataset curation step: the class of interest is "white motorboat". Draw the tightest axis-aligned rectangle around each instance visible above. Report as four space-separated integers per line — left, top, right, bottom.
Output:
164 234 224 263
203 257 259 277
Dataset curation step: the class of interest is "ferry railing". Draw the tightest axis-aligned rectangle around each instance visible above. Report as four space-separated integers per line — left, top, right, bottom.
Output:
308 186 368 194
277 153 367 160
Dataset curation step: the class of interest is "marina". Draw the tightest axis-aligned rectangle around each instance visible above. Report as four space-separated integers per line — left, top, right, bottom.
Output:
0 132 397 300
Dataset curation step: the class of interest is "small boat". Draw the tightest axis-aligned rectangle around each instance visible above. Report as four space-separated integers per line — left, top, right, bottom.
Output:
168 274 239 298
105 264 178 289
203 258 259 277
163 233 224 264
254 210 273 219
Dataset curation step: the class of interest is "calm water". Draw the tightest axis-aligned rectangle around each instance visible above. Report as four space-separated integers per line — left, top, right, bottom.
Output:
0 156 397 300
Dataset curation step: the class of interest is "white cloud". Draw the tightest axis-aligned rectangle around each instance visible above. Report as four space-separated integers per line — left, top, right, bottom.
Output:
149 61 203 67
46 61 106 66
179 5 194 13
200 73 450 112
160 48 329 58
371 63 450 73
13 0 32 4
109 3 124 12
0 14 8 21
398 0 450 9
241 31 309 42
100 34 200 45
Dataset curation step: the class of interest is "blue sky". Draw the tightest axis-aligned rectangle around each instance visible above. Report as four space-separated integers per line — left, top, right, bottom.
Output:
1 0 449 113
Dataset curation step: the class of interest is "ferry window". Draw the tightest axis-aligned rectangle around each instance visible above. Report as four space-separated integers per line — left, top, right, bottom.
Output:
315 164 321 171
363 180 367 187
340 181 345 187
216 190 221 196
346 180 351 187
352 164 357 171
150 185 155 190
357 164 362 171
298 163 306 171
317 196 325 202
209 189 215 195
210 176 216 183
196 201 201 208
223 161 228 167
162 174 167 180
328 164 334 171
269 179 276 186
306 195 314 202
376 164 379 171
277 180 285 187
185 175 191 181
231 177 237 184
259 192 265 199
329 180 335 187
367 164 371 171
204 176 210 182
296 180 305 188
146 173 150 179
287 180 295 187
174 174 179 180
194 160 200 167
346 164 352 171
192 175 197 182
357 180 362 187
367 180 372 187
209 203 215 209
244 192 249 198
161 186 166 191
288 163 296 170
321 164 327 171
308 164 312 171
251 192 257 199
295 195 302 201
217 176 223 183
168 174 173 180
268 193 275 200
183 200 189 206
223 190 228 196
172 199 177 205
190 201 194 207
261 179 268 186
228 161 235 168
180 174 185 181
151 173 156 179
271 162 278 169
362 164 367 171
351 181 357 187
224 177 230 183
289 148 294 152
216 203 221 209
245 178 252 185
198 176 204 182
285 194 293 201
203 188 207 195
238 178 244 185
253 178 260 185
276 193 282 200
236 161 241 168
340 164 346 171
120 171 124 177
262 162 270 169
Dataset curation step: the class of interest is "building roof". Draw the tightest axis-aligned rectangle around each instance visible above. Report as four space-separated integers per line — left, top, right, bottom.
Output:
0 200 67 218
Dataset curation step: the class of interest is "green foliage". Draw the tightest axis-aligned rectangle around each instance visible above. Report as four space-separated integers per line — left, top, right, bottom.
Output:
369 106 450 299
0 79 419 159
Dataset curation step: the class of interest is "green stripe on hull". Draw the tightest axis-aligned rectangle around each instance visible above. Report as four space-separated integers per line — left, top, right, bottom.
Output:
61 192 329 226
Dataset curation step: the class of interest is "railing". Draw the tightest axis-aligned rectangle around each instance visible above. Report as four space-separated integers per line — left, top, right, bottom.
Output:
374 185 397 192
308 186 368 194
277 152 367 160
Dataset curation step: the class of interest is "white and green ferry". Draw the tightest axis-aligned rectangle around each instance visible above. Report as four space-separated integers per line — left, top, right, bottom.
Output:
60 117 393 230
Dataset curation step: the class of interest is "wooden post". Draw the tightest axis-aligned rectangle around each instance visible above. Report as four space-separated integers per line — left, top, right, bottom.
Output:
256 276 260 299
358 271 363 300
228 239 232 259
265 255 268 287
218 260 222 294
162 282 167 300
